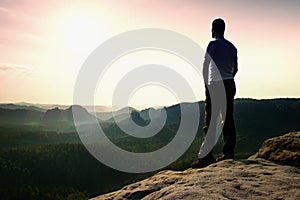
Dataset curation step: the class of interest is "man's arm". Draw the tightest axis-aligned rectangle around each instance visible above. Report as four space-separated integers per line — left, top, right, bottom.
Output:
233 49 238 77
203 42 212 85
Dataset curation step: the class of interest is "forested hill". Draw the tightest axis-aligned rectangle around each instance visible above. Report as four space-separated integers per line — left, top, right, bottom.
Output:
0 98 299 199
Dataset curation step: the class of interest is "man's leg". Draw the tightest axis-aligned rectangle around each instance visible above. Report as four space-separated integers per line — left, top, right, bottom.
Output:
221 80 236 157
203 84 214 158
192 85 215 168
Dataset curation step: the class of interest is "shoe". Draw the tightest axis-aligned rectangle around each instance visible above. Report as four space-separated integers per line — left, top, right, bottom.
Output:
216 154 234 162
191 156 216 168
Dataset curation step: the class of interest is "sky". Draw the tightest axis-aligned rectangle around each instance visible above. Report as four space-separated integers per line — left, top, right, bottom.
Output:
0 0 299 108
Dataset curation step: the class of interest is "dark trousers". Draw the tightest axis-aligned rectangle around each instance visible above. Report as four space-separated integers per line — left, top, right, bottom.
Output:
203 79 236 156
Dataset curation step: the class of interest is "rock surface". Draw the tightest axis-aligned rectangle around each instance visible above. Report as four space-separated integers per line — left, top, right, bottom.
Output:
91 132 300 200
252 132 300 166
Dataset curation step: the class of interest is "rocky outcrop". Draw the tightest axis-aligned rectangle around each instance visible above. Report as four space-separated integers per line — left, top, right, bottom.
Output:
91 132 300 200
252 132 300 166
43 107 64 121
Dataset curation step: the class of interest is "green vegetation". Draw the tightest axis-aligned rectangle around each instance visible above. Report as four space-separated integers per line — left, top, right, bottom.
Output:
0 98 299 199
0 143 151 199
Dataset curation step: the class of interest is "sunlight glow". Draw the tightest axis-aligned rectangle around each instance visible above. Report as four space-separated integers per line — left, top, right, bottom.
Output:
59 10 103 53
1 1 300 105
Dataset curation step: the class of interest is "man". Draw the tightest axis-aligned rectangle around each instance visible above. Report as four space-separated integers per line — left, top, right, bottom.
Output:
192 18 238 168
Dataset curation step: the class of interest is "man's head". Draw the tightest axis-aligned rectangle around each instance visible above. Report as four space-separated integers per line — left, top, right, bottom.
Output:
212 18 225 38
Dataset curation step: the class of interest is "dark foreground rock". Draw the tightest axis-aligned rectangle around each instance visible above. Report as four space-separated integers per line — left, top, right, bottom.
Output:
91 132 300 200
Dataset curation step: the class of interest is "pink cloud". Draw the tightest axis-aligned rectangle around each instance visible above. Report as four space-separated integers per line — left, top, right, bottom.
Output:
0 63 33 78
0 63 31 71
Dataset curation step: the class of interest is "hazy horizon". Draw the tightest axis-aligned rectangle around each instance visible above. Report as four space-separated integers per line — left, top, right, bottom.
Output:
1 97 299 112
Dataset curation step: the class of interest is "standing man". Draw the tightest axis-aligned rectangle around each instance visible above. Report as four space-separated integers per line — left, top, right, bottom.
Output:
192 18 238 168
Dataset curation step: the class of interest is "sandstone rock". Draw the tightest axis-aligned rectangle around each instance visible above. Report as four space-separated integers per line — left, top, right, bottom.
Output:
253 132 300 166
92 159 300 200
91 132 300 200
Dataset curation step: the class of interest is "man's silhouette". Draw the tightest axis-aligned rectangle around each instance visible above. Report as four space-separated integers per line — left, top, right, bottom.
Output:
192 18 238 168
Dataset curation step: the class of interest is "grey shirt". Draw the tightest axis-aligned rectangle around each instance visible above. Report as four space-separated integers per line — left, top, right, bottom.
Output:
203 38 238 85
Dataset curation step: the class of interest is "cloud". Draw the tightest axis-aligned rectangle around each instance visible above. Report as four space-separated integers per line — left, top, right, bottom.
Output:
0 6 11 15
0 63 33 78
0 63 31 71
0 1 55 45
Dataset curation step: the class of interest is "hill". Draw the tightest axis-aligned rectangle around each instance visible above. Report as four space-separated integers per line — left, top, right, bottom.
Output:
105 98 300 156
0 108 44 124
43 105 94 124
0 98 300 198
0 103 45 112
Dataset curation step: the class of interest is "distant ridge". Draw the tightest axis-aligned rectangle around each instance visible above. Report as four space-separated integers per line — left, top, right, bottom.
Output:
8 102 112 113
43 105 95 124
0 107 44 124
0 103 45 112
